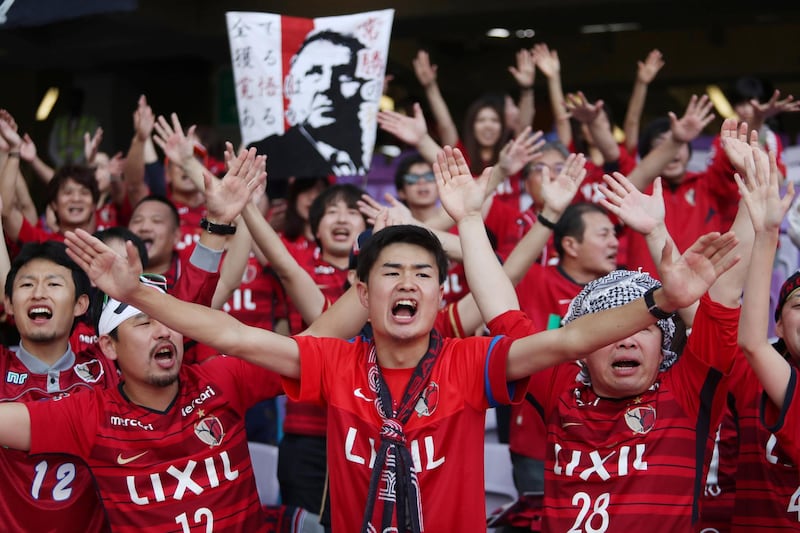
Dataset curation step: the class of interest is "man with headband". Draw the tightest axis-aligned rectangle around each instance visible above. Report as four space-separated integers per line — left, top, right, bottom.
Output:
0 272 286 531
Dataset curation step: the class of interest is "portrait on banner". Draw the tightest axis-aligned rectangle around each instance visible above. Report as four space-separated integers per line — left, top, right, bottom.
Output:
226 10 394 184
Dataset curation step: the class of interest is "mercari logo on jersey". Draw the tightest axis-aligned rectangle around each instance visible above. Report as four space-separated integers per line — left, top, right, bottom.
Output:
181 385 217 417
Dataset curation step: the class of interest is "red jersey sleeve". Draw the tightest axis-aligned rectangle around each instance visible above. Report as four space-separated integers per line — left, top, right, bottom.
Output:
487 309 536 339
172 244 220 306
196 356 284 412
687 294 740 374
482 335 529 407
27 391 98 458
17 218 64 244
434 302 466 338
282 335 326 406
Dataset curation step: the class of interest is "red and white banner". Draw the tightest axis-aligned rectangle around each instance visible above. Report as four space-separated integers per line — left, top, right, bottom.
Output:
226 9 394 179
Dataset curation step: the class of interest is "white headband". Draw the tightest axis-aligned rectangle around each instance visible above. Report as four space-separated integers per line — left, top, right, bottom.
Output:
98 279 166 336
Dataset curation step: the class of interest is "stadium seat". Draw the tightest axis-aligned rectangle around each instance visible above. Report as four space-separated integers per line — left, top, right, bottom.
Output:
484 442 518 517
248 441 281 506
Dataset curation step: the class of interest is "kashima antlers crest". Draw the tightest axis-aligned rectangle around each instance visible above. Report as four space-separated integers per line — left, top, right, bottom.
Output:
195 415 225 446
74 359 105 383
414 381 439 417
624 405 657 435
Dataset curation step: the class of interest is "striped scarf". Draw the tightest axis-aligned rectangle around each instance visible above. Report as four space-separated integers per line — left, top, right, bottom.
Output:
360 330 443 533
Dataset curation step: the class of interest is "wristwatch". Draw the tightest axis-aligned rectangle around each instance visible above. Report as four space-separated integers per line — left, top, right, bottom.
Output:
200 217 236 235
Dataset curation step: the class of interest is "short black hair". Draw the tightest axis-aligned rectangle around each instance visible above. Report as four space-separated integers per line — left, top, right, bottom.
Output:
46 165 100 224
131 195 180 230
393 153 429 192
553 203 610 258
356 225 448 285
638 116 693 160
729 76 765 105
308 184 367 245
5 241 90 301
284 176 330 241
93 226 149 270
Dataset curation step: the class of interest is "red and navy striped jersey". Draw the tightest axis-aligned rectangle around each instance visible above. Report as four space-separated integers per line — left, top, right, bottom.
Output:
27 356 283 533
488 294 738 532
0 345 115 532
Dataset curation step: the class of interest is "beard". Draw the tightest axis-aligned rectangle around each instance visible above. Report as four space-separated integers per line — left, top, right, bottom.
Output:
147 371 179 388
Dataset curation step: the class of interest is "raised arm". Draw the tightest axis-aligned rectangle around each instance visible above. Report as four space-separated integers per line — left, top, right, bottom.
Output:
509 48 536 135
413 50 458 147
122 95 157 207
376 103 442 164
566 91 620 163
19 132 55 183
624 50 664 153
487 127 545 192
435 146 518 324
507 229 740 380
65 151 303 378
0 403 31 451
153 112 205 191
747 89 800 135
533 43 570 146
626 94 715 190
738 150 795 407
0 118 25 241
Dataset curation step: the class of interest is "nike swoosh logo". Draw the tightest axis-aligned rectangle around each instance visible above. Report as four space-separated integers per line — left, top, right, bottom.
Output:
353 388 373 402
116 451 148 465
562 422 583 428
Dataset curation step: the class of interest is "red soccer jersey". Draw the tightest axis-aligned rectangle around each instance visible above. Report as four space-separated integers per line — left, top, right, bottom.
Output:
698 397 739 533
17 217 66 244
222 254 287 330
515 206 559 267
284 334 528 532
728 351 800 530
489 295 738 532
95 201 118 231
707 130 786 230
0 345 115 533
170 197 206 253
572 143 638 208
27 356 283 533
515 264 583 333
625 157 738 275
764 366 800 466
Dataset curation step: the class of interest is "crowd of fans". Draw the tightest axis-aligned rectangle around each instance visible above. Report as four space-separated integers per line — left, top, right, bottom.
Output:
0 40 798 532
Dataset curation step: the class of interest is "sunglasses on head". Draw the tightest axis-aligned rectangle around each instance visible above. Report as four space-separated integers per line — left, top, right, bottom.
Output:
102 273 168 308
403 172 435 185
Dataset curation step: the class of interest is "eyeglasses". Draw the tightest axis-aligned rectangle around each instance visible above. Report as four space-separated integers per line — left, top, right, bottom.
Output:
403 172 436 185
529 162 565 175
102 273 168 308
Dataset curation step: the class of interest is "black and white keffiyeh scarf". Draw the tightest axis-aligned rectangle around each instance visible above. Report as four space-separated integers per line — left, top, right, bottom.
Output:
360 330 443 533
562 270 679 381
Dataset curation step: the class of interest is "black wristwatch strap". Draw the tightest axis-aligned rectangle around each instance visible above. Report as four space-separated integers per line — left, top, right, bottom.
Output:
643 286 674 320
537 213 557 230
200 217 236 235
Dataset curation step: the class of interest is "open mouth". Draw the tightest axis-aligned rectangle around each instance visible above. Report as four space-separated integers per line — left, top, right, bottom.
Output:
152 343 177 368
332 227 351 241
392 299 417 318
612 360 640 369
28 306 53 321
